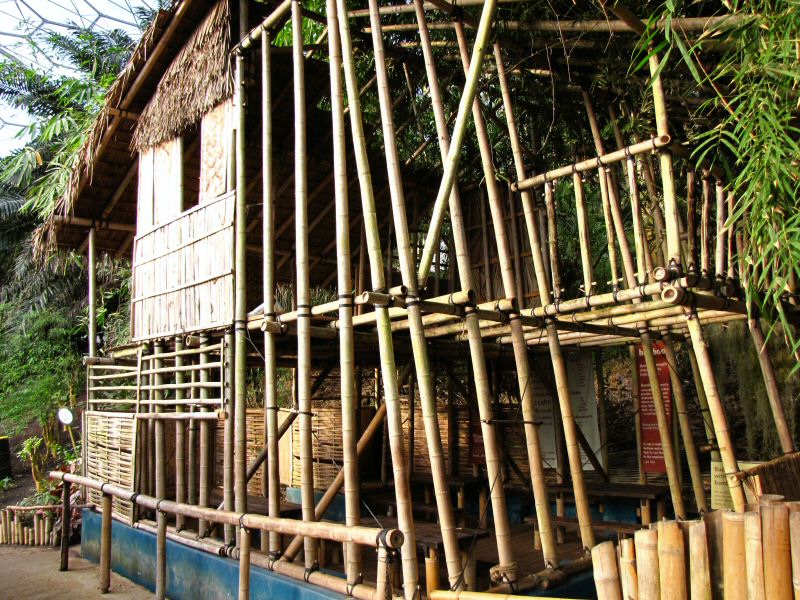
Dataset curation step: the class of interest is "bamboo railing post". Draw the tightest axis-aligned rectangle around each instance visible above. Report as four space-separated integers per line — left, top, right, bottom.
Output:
88 227 97 357
224 331 235 543
685 316 745 511
60 480 71 570
238 526 251 600
261 29 281 557
334 1 420 593
233 9 248 529
100 492 112 593
368 0 461 587
291 0 318 571
662 335 707 512
326 0 361 584
175 337 186 531
156 507 167 600
198 333 211 536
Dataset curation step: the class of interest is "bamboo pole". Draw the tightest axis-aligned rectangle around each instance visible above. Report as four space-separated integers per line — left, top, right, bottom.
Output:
234 8 248 532
662 335 707 512
634 528 659 600
156 504 167 599
592 541 622 600
326 0 361 583
790 512 800 600
723 510 746 600
763 502 793 600
224 331 235 543
60 480 71 570
572 173 595 295
175 337 186 531
198 334 211 536
334 2 418 593
685 316 745 511
685 340 721 462
238 526 251 600
630 345 645 484
261 29 281 557
658 520 686 599
416 0 499 286
88 227 97 357
744 511 766 600
154 341 167 597
619 538 638 600
368 0 461 588
100 493 112 593
689 521 711 600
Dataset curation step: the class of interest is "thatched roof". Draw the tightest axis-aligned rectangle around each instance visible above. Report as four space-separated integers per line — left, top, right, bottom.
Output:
132 0 233 151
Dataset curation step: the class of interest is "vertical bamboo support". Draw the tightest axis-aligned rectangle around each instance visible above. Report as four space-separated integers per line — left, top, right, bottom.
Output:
714 181 726 279
762 502 793 600
685 316 745 511
326 0 360 583
634 528 659 600
33 513 40 545
573 173 595 295
292 0 317 570
100 493 112 593
368 0 461 587
224 331 235 544
594 350 609 469
335 1 419 592
658 520 686 599
60 480 71 570
238 526 251 600
630 345 645 484
686 169 697 271
689 520 712 600
700 177 712 275
454 23 551 566
744 511 766 600
376 546 393 600
662 335 707 512
416 0 499 285
686 340 721 462
156 506 167 600
619 538 639 600
233 11 248 527
723 510 746 600
592 541 622 600
261 30 281 557
154 342 166 503
188 367 197 505
175 337 185 531
198 333 211 536
88 227 97 357
789 512 800 600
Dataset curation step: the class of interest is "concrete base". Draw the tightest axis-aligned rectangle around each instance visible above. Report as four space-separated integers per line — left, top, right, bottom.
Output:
81 509 343 600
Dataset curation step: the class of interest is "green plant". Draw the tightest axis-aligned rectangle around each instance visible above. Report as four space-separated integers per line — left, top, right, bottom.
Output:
17 436 49 492
0 477 16 493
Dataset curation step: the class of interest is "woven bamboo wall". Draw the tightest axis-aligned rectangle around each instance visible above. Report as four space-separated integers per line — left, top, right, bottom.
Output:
131 190 234 340
215 409 265 496
85 411 137 523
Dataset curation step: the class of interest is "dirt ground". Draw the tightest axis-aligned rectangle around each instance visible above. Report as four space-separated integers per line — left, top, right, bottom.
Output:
0 545 151 599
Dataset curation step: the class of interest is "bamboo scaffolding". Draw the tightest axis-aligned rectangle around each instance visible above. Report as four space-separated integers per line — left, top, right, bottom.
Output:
334 2 418 593
327 0 361 583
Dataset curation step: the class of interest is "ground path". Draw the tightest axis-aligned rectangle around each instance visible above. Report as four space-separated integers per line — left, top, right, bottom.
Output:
0 545 150 599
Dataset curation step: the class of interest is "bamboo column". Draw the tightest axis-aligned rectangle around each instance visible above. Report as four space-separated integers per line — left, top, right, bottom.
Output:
100 492 112 593
239 526 251 600
261 30 281 557
493 40 592 552
326 0 361 584
292 0 317 570
630 345 645 484
156 504 167 600
153 341 167 596
198 333 211 536
686 341 721 462
88 227 97 357
367 0 461 587
234 16 249 527
662 335 707 512
175 337 186 531
335 1 418 593
187 368 198 505
224 331 235 543
60 481 70 570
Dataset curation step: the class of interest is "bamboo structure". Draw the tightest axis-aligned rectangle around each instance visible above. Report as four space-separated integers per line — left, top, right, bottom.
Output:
55 0 800 598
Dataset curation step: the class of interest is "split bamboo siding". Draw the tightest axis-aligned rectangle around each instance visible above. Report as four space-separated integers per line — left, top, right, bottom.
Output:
592 497 800 600
131 191 235 340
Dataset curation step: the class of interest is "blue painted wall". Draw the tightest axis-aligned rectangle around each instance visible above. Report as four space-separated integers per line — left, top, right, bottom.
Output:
81 509 343 600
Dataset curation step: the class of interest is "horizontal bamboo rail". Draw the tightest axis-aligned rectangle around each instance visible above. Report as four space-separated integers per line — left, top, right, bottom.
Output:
512 135 671 191
233 0 292 52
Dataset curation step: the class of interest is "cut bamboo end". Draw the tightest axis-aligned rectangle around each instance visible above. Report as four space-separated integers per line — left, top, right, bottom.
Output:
722 511 746 600
634 528 659 600
657 520 686 599
592 541 622 600
762 502 793 600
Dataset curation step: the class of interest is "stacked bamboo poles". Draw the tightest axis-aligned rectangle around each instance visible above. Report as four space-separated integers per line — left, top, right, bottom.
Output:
332 0 419 594
493 42 592 552
261 29 282 557
233 0 249 532
368 0 463 589
291 0 318 571
593 498 800 600
0 507 57 546
326 0 361 584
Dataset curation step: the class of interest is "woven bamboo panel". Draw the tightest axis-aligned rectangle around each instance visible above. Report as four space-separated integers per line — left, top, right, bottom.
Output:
200 99 231 202
215 409 265 496
85 411 137 523
131 190 234 340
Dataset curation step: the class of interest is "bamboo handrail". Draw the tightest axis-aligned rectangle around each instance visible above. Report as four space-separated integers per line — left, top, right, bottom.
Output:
512 135 671 191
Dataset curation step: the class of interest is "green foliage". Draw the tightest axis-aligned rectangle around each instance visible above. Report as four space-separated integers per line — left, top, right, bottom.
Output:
0 477 16 493
633 1 800 358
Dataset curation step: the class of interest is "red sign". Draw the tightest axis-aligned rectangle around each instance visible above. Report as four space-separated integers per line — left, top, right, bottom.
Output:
638 341 672 473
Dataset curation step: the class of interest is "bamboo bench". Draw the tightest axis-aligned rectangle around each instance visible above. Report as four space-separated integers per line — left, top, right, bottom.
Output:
524 514 641 539
547 481 671 525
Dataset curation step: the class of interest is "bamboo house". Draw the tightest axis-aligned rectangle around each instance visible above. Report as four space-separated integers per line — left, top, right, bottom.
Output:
44 0 800 599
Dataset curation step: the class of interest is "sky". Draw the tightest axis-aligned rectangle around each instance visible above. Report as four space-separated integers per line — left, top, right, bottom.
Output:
0 0 157 155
